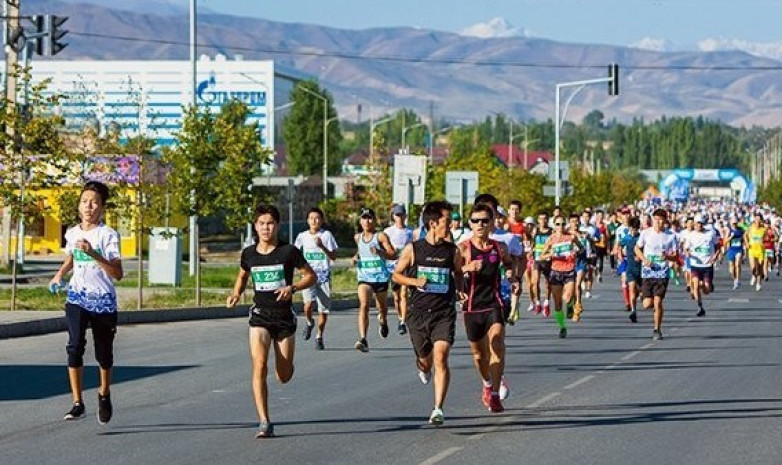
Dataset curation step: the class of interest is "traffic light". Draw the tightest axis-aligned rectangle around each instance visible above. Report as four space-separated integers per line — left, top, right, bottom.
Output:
46 15 68 56
608 63 619 96
32 15 46 55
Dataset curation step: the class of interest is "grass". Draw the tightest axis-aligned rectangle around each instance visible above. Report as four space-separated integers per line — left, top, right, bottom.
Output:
0 288 63 310
116 266 240 289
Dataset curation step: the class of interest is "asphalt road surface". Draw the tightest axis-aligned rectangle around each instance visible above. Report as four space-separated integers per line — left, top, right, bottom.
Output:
2 265 781 465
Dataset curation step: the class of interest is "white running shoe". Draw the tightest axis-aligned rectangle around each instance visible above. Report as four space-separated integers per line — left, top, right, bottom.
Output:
499 376 510 400
428 407 444 426
585 291 592 299
750 276 756 285
418 370 431 385
527 303 535 312
756 282 762 292
733 281 739 290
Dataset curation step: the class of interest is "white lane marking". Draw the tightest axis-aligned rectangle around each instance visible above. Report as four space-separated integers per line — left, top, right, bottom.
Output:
620 351 641 361
526 391 561 409
419 447 463 465
778 299 782 305
211 389 226 393
728 298 749 303
468 433 485 441
640 343 654 350
563 375 595 390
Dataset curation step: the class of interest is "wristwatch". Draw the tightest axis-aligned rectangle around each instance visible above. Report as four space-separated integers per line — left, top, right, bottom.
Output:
290 284 297 294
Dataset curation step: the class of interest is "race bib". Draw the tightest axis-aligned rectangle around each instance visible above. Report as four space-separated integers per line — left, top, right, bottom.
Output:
730 238 742 248
73 248 103 265
417 266 450 294
251 264 286 292
552 242 572 257
304 250 327 263
647 253 664 264
358 258 385 274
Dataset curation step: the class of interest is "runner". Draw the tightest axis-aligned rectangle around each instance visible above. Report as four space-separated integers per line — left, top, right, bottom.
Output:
680 217 695 293
294 207 339 350
762 219 777 282
683 214 718 317
522 216 536 313
635 208 679 341
226 204 317 438
353 207 397 352
493 206 524 325
530 212 553 315
613 208 632 312
593 210 609 282
458 203 516 412
569 214 590 321
539 215 583 337
725 217 745 289
392 200 465 426
49 181 123 425
619 216 642 323
384 204 414 335
745 212 767 292
449 211 467 243
580 209 600 299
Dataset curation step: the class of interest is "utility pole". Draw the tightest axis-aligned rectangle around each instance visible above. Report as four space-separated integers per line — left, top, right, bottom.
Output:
2 0 20 268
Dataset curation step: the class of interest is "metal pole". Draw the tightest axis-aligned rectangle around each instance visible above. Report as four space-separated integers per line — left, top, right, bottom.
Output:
508 120 513 170
555 84 561 205
524 125 529 170
322 100 328 199
16 41 32 267
188 0 197 278
288 179 294 242
369 112 374 161
3 0 20 268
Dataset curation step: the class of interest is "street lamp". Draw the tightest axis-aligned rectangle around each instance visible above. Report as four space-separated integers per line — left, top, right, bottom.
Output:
427 125 461 163
370 115 394 160
298 86 330 198
402 122 425 151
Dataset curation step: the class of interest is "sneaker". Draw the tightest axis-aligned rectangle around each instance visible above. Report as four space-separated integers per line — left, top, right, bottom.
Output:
315 337 325 350
378 318 389 338
629 310 637 323
508 307 520 325
499 377 510 400
624 304 632 312
302 319 314 340
428 407 444 426
756 282 762 292
64 401 85 421
418 370 431 385
97 393 112 425
542 301 551 318
686 285 691 293
534 303 542 315
733 281 739 290
696 307 706 317
750 276 756 285
481 385 492 407
559 327 567 339
397 321 407 335
652 329 663 341
598 273 603 283
673 277 681 286
527 303 535 313
488 394 504 413
255 421 275 438
354 338 369 353
585 291 592 299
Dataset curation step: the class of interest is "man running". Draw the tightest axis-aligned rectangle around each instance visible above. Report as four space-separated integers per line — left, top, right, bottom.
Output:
530 212 553 316
763 219 777 282
620 216 642 323
393 201 465 426
353 207 396 352
635 208 678 341
385 204 414 335
683 214 718 317
294 207 339 350
745 212 767 292
725 217 745 289
593 210 609 282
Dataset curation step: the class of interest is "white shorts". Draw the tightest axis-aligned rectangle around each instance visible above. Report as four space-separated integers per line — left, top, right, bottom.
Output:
302 281 331 314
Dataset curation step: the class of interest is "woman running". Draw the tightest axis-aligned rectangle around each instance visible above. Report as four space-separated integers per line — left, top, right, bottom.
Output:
539 215 583 338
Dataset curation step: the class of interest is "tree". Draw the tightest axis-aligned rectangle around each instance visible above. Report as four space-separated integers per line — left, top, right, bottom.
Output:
282 80 342 177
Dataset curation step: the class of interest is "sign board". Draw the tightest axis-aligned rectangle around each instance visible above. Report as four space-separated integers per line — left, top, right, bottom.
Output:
548 161 570 182
393 154 428 205
445 171 479 207
543 183 573 197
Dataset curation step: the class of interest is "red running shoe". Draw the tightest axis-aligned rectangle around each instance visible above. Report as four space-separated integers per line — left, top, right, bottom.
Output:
488 394 504 413
542 301 551 318
482 385 492 407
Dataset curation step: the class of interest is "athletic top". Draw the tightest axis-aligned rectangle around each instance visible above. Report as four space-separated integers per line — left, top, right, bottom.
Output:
747 225 766 250
595 223 608 248
686 231 717 268
620 233 641 272
64 223 121 313
384 224 413 273
409 240 456 312
241 243 307 311
294 229 338 283
533 229 552 261
463 240 503 313
727 227 744 250
356 232 390 283
763 228 776 250
637 229 677 279
549 232 577 273
508 221 526 239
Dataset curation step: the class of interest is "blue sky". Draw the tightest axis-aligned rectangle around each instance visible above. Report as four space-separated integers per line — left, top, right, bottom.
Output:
195 0 782 49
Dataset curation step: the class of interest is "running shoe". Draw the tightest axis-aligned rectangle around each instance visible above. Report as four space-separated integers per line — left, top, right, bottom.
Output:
255 422 275 438
429 407 444 426
629 310 637 323
315 337 325 350
542 301 551 318
354 338 369 353
750 276 756 285
534 303 542 315
585 291 592 299
566 305 574 320
508 307 520 325
733 281 739 290
756 282 762 292
652 329 663 341
499 376 510 400
378 318 389 338
559 327 567 339
488 394 504 413
481 385 492 407
696 307 706 317
624 304 632 312
397 321 407 335
302 319 314 341
64 401 85 421
527 303 535 313
418 370 431 385
97 393 112 425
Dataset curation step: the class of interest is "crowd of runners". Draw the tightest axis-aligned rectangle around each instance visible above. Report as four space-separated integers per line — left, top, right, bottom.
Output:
49 180 781 438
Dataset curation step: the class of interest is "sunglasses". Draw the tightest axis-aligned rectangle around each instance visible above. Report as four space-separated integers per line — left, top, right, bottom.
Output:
554 222 565 226
470 218 491 225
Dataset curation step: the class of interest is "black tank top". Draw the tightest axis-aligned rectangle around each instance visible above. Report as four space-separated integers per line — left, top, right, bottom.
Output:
464 240 503 313
410 240 456 312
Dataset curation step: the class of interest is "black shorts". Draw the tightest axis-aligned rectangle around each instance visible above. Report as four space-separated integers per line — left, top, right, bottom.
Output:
691 266 714 283
595 246 607 258
249 306 297 341
406 307 456 358
626 268 642 287
534 260 552 277
359 281 389 294
641 278 669 299
550 270 576 286
463 307 504 342
588 256 598 267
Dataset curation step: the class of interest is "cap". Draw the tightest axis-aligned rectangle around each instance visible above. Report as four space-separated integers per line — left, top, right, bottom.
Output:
694 213 706 224
496 206 507 218
392 204 406 216
450 211 461 221
359 207 376 218
524 216 534 224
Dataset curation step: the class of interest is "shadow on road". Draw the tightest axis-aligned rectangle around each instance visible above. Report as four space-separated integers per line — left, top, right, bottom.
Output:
0 364 198 401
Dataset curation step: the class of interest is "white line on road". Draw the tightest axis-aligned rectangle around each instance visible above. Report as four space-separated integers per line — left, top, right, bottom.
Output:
526 391 561 409
729 298 749 303
620 351 641 361
640 343 653 350
563 375 595 390
419 447 463 465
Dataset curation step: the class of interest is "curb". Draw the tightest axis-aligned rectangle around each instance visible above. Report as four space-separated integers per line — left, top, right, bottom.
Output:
0 299 362 340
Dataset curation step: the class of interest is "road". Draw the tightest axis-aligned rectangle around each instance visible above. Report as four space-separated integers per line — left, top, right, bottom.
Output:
2 266 781 465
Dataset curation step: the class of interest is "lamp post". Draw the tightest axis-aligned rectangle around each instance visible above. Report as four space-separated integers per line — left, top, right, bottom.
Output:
188 0 198 279
401 122 425 152
370 115 394 160
427 125 460 163
298 86 329 198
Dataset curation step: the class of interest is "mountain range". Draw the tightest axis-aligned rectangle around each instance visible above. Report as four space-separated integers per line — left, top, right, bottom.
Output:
20 0 782 127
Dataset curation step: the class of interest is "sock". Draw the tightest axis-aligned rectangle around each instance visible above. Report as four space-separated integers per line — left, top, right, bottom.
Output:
621 285 630 305
554 310 567 329
483 379 492 388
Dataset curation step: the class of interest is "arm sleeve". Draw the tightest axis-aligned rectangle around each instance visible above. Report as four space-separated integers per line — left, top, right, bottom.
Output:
325 231 339 251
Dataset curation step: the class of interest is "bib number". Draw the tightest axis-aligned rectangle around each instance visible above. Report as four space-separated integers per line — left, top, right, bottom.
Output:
251 265 286 292
417 266 450 294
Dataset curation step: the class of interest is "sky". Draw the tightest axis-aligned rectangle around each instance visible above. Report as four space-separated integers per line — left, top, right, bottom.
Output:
192 0 782 51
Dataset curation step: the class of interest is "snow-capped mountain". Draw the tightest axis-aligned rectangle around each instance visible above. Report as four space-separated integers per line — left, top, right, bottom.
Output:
460 17 528 39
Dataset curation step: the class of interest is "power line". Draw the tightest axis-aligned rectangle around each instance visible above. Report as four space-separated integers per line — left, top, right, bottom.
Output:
69 30 782 72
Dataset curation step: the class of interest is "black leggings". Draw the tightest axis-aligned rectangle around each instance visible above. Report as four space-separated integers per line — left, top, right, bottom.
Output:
65 304 117 369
